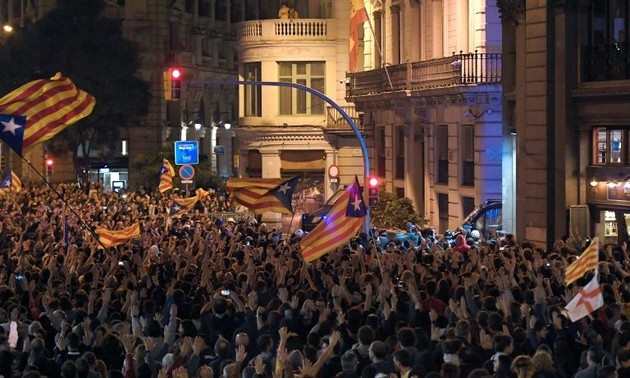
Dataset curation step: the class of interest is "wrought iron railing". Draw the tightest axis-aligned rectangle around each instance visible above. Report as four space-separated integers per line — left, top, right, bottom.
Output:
581 43 630 82
346 51 502 97
325 105 364 131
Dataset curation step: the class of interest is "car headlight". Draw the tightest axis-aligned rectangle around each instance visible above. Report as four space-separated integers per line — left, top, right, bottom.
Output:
312 216 321 223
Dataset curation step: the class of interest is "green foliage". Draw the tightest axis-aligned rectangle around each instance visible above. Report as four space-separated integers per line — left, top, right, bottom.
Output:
370 190 423 229
0 0 150 172
129 143 226 192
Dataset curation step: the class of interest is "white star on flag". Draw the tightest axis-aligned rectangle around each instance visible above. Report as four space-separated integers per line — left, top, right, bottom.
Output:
277 183 291 194
352 195 363 211
1 180 9 187
1 118 22 135
172 204 181 212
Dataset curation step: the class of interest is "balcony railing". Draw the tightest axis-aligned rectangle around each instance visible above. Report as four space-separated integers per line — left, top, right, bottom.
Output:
347 51 502 97
325 105 364 131
582 43 630 82
237 19 336 43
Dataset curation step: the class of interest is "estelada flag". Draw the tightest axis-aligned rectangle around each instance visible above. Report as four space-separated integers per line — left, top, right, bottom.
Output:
226 176 299 215
158 159 176 193
0 73 95 156
95 223 141 249
169 188 209 217
565 237 599 285
564 273 603 322
300 177 366 263
0 171 21 192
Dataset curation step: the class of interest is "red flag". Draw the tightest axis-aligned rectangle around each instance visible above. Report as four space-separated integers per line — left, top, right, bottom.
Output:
300 178 366 263
0 72 95 156
349 0 369 73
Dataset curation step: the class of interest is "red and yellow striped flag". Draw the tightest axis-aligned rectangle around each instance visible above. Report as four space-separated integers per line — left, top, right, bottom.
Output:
0 72 95 156
0 171 21 192
565 237 599 285
349 0 369 73
301 178 366 263
169 188 209 217
158 159 176 193
226 177 296 215
95 223 141 249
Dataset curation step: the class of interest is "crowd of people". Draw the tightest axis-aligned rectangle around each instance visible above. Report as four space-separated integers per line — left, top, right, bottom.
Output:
1 183 629 378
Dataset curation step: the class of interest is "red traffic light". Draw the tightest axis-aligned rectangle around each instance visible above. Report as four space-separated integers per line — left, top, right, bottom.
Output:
46 159 53 166
368 176 380 188
170 68 182 79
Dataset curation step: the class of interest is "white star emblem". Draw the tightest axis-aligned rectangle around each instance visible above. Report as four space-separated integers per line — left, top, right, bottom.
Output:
352 195 363 211
1 117 22 135
1 180 9 187
277 183 291 195
172 204 181 212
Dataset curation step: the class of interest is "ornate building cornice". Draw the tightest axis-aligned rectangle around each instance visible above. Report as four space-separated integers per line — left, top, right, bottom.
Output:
497 0 525 25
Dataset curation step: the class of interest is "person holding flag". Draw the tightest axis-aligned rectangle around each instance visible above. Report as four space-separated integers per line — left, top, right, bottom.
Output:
169 187 210 218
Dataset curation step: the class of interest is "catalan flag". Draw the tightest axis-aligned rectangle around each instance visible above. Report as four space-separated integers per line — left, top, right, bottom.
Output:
349 0 369 73
169 188 209 217
565 237 599 285
95 223 141 249
226 176 299 215
0 73 95 156
0 171 22 192
300 177 366 263
158 159 176 193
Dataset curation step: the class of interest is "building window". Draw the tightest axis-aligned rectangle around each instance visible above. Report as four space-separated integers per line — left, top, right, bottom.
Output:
461 125 474 186
462 196 475 219
395 127 405 179
243 63 261 117
121 140 128 156
376 127 386 177
436 125 448 184
396 187 405 199
278 62 325 115
594 127 626 164
438 193 449 233
583 0 630 81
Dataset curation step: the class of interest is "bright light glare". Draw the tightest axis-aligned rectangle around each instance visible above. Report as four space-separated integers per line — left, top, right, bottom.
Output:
171 68 182 79
369 177 379 187
3 24 13 33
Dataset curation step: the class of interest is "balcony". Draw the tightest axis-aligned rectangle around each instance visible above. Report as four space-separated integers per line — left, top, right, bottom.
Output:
346 52 502 97
237 19 336 44
324 105 366 134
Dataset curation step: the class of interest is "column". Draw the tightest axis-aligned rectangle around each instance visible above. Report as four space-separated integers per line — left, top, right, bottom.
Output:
238 148 249 178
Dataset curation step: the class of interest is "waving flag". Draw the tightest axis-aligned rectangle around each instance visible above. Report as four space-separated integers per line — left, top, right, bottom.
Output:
300 177 366 263
169 188 209 217
349 0 369 72
227 176 299 214
565 273 603 322
0 171 22 192
158 159 176 193
0 73 95 156
565 238 599 285
95 223 141 249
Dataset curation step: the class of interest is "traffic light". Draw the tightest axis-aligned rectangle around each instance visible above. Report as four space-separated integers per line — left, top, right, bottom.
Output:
367 176 380 207
164 68 182 100
46 158 53 176
0 156 5 172
170 68 182 100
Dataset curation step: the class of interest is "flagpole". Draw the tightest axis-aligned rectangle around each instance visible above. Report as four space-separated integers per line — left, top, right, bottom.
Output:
20 156 109 250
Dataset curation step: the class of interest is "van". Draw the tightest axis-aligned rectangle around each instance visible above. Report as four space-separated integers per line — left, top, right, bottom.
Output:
462 199 503 236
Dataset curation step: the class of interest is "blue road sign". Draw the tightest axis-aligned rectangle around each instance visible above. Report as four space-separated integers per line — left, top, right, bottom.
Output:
174 141 199 165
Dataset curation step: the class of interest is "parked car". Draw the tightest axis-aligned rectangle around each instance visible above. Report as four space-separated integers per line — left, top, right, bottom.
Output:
301 188 346 232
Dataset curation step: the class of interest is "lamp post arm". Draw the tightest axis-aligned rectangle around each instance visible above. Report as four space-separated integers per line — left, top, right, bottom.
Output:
186 80 371 234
